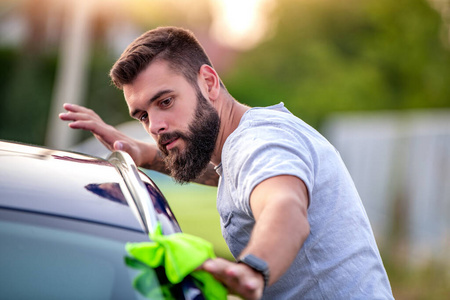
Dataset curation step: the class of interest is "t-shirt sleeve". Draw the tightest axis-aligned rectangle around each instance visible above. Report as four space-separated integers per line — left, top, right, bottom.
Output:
223 122 315 217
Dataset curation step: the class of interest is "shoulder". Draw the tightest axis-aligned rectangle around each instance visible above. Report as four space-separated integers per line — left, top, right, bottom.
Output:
221 104 320 180
226 104 323 154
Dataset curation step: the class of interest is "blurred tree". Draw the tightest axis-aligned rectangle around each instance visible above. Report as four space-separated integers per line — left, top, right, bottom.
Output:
0 49 57 144
2 0 449 143
223 0 450 128
0 0 212 145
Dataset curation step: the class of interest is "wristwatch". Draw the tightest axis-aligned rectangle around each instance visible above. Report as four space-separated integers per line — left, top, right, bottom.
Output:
237 254 270 288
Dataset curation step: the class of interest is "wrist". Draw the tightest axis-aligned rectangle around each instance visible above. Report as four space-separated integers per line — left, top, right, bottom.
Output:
237 254 270 288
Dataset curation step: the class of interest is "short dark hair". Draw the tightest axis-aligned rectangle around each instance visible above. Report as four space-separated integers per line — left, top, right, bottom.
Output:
109 26 214 89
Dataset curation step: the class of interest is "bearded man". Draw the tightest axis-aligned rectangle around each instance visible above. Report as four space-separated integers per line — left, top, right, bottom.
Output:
60 26 394 300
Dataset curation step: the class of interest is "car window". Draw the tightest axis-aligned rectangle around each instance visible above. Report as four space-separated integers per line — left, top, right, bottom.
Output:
0 209 201 300
0 209 150 299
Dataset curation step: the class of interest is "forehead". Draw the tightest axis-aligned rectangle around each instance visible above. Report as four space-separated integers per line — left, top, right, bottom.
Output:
123 60 174 98
122 60 193 109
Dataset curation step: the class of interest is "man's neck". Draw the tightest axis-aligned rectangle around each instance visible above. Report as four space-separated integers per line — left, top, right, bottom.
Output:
210 94 250 166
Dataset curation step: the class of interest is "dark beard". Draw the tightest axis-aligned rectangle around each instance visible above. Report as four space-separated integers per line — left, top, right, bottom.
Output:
158 90 220 184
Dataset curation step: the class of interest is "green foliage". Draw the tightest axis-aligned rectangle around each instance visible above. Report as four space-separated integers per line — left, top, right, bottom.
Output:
224 0 450 128
0 48 57 144
0 44 128 145
2 0 448 142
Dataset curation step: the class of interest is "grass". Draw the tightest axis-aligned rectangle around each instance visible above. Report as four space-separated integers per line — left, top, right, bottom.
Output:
382 252 450 300
150 173 234 260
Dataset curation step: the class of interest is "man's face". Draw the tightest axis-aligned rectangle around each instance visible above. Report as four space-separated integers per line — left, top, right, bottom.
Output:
123 60 220 183
159 90 220 183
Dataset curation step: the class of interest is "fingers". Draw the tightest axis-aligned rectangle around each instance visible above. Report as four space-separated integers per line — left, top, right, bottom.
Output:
59 103 116 148
63 103 77 111
58 103 147 168
201 258 264 300
60 116 100 132
59 104 100 122
112 141 138 164
62 103 94 114
59 103 105 132
112 140 136 156
113 141 124 151
59 111 90 122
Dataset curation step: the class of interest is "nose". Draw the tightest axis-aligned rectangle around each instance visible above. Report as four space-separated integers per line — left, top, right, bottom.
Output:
148 115 168 136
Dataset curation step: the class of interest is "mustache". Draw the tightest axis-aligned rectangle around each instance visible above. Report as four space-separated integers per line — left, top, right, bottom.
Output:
157 131 186 154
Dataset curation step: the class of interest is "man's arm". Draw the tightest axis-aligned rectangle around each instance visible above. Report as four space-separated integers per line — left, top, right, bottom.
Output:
59 103 219 186
201 175 310 299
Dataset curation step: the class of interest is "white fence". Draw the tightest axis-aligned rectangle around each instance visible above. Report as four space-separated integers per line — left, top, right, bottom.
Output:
323 109 450 265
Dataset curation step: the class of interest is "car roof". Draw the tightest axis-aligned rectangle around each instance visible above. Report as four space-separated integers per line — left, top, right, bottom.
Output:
0 140 177 233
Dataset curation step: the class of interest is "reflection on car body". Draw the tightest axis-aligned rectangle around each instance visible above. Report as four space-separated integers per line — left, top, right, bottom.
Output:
0 140 204 299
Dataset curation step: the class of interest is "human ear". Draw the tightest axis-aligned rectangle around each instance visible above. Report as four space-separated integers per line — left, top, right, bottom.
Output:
199 64 220 100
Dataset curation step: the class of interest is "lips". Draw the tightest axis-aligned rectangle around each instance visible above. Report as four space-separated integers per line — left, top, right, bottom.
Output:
164 137 178 150
159 134 180 152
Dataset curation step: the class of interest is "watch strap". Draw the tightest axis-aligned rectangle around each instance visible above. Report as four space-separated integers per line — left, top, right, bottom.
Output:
237 254 270 288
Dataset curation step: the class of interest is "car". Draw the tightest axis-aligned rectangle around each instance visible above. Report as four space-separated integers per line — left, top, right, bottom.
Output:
0 140 205 299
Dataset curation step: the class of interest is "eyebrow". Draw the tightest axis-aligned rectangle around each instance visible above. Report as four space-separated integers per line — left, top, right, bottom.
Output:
130 89 174 118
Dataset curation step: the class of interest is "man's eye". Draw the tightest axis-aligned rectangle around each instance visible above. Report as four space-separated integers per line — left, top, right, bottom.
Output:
160 97 173 108
139 113 148 122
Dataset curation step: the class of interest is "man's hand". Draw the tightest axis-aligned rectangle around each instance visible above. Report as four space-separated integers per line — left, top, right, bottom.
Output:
201 258 264 300
59 103 157 168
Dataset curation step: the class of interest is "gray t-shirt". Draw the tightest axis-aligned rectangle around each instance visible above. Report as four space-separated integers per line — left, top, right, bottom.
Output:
215 103 393 299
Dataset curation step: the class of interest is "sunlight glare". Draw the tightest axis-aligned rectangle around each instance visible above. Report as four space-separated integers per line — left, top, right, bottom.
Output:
210 0 273 50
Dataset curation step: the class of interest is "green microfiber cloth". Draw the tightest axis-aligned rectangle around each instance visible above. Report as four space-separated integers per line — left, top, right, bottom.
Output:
125 222 227 299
